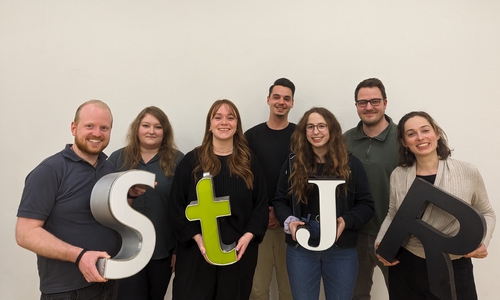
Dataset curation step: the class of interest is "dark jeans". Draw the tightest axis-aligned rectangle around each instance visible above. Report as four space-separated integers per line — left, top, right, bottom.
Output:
41 280 118 300
389 247 477 300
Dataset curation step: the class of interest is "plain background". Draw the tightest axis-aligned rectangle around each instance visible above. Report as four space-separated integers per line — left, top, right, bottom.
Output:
1 1 499 299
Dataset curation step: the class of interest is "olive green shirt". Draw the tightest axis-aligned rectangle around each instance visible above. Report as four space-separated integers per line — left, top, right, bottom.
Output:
343 115 398 236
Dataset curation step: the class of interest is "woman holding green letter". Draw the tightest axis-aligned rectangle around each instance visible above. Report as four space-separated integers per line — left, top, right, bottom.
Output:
169 99 268 300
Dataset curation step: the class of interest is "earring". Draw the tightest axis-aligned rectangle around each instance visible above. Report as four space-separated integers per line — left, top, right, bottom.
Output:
405 148 408 155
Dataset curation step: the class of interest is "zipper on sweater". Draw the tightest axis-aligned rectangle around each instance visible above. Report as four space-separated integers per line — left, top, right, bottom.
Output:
365 138 372 163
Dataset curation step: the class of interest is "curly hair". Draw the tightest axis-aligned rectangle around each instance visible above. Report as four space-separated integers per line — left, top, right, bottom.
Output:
396 111 452 167
193 99 254 189
289 107 350 204
117 106 178 177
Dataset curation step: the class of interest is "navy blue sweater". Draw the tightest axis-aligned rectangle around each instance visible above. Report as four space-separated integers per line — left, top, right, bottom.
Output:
272 154 374 248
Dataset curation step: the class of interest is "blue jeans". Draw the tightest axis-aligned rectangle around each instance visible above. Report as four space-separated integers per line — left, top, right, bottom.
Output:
286 220 358 300
40 281 118 300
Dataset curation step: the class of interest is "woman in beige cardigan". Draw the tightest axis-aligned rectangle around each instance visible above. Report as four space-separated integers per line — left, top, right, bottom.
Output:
375 111 495 300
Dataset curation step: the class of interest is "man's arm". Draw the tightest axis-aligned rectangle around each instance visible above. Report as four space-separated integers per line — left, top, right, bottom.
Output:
16 217 109 282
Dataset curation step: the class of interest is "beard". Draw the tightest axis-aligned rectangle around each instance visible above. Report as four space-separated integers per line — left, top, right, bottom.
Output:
74 134 109 156
273 107 289 118
361 112 385 127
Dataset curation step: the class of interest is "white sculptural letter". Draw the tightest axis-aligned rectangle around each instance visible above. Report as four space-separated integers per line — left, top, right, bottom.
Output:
90 170 156 279
296 178 345 251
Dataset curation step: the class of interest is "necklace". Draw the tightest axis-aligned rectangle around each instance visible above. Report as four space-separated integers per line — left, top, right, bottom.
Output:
70 145 98 168
213 147 233 154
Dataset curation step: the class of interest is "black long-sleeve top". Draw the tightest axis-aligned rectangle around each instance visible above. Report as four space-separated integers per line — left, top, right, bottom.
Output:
169 150 269 246
272 153 374 248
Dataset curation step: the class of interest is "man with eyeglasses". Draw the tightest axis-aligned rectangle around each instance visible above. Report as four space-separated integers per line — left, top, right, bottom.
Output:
245 78 295 300
343 78 398 300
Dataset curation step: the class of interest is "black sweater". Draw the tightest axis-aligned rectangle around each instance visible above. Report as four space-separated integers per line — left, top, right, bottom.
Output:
169 150 269 246
245 122 296 205
272 153 374 248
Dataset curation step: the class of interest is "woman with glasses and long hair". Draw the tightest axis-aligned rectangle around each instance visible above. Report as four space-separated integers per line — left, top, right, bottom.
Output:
272 107 374 300
169 99 268 300
376 111 496 299
108 106 184 300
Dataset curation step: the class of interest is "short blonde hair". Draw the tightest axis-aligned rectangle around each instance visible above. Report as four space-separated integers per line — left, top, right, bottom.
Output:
74 100 113 126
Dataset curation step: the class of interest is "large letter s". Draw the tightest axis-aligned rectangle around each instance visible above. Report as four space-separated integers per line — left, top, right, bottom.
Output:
90 170 156 279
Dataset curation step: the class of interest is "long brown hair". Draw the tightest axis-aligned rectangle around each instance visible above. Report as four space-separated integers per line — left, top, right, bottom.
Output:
193 99 254 189
396 111 452 167
289 107 350 204
118 106 178 177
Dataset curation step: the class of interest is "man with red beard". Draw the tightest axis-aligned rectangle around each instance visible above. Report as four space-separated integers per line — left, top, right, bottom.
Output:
16 100 135 299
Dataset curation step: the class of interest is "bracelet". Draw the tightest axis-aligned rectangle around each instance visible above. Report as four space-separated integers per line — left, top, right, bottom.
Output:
127 192 138 200
75 249 88 266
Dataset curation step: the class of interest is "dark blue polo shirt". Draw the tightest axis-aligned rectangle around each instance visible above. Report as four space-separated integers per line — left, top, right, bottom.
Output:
17 144 120 294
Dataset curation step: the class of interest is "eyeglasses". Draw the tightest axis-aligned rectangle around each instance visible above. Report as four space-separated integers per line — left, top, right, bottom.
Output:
306 123 328 132
355 98 383 108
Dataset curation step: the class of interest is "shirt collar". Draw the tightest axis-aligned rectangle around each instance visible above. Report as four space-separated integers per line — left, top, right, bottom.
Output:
353 115 395 142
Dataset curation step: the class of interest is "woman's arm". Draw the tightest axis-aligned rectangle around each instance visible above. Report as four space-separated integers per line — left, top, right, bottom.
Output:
470 166 496 249
375 169 401 245
271 160 294 226
168 153 202 243
242 159 269 244
340 156 374 230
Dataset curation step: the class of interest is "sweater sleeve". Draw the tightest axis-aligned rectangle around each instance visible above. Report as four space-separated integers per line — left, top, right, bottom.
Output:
168 152 202 244
272 159 294 226
340 156 375 230
470 165 496 248
375 168 402 245
242 158 269 244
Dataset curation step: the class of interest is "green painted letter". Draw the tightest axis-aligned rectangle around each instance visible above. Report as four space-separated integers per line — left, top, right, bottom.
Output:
185 173 237 265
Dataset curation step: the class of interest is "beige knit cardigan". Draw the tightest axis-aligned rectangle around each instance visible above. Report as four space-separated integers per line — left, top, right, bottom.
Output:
376 158 496 260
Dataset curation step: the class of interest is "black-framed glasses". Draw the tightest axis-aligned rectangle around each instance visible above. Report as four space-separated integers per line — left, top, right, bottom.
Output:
355 98 383 108
306 123 328 132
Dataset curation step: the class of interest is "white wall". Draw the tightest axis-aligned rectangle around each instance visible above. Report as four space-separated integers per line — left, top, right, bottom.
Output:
1 1 499 299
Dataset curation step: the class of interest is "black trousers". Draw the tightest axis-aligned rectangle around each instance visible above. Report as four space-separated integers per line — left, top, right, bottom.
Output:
41 280 118 300
117 256 173 300
172 240 258 300
389 247 477 300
